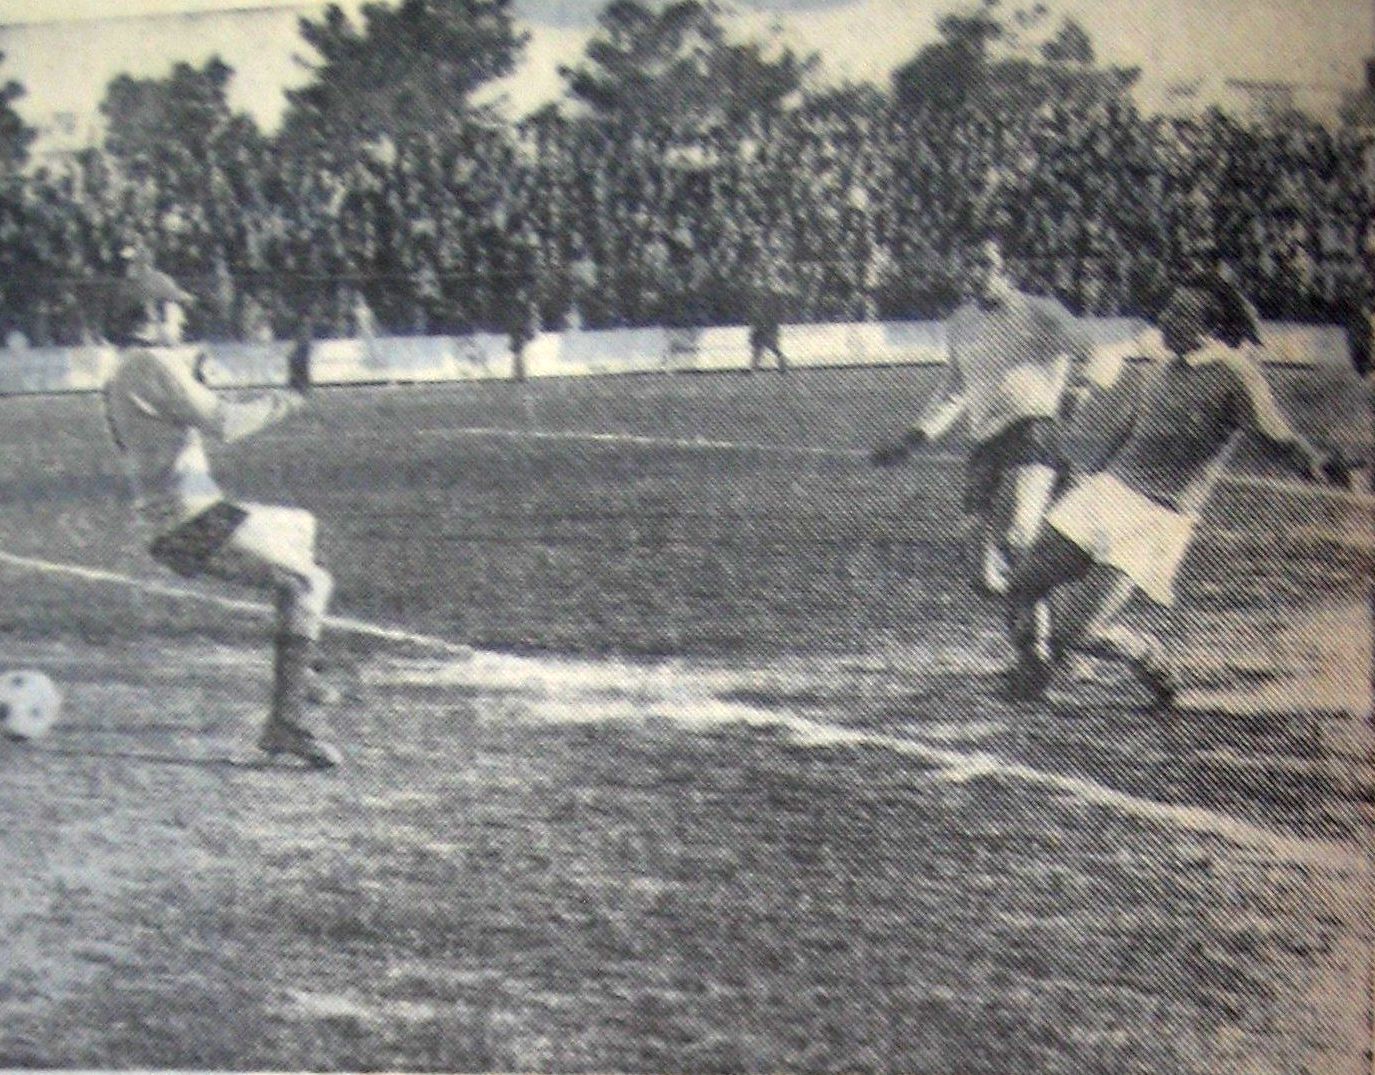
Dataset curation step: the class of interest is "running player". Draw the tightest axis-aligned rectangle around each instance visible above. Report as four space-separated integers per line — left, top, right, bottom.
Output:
1004 271 1348 703
103 272 342 768
871 238 1100 594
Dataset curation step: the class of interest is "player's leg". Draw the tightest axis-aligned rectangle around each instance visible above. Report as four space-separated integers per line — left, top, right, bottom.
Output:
1056 569 1177 706
1007 527 1176 705
979 523 1011 595
1004 462 1058 563
1072 577 1182 709
770 329 789 372
1008 537 1173 707
1004 527 1094 696
965 437 1012 594
1046 475 1188 705
201 504 341 767
999 417 1061 568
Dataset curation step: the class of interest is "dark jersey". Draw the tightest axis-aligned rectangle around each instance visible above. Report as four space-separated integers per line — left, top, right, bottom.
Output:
1106 345 1298 511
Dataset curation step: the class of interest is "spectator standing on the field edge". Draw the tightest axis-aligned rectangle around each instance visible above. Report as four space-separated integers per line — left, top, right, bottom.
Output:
351 289 379 341
747 240 794 373
484 210 541 382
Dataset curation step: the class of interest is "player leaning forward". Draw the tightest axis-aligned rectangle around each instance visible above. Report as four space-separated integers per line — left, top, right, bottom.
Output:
1004 272 1349 703
102 273 342 768
872 238 1102 593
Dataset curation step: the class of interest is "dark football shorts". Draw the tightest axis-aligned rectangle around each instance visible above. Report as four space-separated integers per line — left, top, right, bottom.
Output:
150 501 250 578
749 322 781 352
964 417 1059 514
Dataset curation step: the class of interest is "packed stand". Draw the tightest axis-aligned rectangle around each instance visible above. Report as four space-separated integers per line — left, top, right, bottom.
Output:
0 95 1370 346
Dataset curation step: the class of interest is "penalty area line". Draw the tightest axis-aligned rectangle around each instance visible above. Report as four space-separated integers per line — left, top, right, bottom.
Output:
0 545 1361 872
0 548 472 656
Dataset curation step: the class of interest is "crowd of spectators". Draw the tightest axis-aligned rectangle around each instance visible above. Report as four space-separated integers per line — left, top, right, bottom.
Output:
1 92 1370 347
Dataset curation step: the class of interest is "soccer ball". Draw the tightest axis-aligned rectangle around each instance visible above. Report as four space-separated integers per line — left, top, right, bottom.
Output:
0 670 63 741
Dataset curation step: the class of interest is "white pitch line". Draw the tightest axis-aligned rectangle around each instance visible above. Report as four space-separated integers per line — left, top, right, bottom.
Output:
2 544 1362 872
405 426 1375 509
1221 472 1375 509
749 710 1362 872
0 549 472 656
417 424 872 459
376 650 1364 872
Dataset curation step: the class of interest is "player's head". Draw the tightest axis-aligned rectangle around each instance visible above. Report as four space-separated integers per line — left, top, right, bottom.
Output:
107 269 194 346
110 298 188 347
1157 271 1261 355
1157 287 1210 355
966 237 1012 307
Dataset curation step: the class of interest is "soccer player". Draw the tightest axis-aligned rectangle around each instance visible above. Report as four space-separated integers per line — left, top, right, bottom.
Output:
103 273 342 768
871 238 1100 595
1004 271 1347 704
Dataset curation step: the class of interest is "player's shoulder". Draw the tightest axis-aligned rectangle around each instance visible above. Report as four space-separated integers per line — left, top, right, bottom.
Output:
1192 340 1260 375
108 345 194 395
1215 343 1273 393
1181 342 1265 394
107 345 156 384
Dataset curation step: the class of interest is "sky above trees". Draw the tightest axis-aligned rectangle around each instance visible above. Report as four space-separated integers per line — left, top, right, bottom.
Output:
0 0 1368 134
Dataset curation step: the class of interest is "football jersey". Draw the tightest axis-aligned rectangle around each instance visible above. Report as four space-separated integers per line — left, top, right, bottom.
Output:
1106 344 1298 512
104 347 296 535
936 292 1094 443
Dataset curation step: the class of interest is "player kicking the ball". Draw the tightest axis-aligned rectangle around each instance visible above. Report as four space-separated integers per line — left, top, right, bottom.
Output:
871 237 1101 595
103 271 342 768
1004 271 1352 704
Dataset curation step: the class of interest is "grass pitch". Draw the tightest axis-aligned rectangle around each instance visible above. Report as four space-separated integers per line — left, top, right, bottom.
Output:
0 365 1371 1072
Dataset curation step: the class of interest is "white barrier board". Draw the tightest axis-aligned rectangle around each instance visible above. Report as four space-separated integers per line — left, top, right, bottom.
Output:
0 319 1355 395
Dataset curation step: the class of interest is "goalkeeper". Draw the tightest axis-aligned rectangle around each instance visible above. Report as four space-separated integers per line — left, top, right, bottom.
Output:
102 272 341 768
872 238 1103 595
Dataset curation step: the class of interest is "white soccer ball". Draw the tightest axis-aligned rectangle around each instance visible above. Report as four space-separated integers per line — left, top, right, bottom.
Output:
0 670 63 741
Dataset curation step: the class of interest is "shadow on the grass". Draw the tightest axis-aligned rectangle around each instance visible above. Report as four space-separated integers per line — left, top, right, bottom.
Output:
30 741 318 772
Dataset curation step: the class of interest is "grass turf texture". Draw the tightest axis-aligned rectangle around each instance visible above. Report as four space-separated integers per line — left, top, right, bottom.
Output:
0 364 1371 1071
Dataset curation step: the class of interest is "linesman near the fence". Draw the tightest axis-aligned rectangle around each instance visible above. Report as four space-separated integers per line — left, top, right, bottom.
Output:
747 241 794 373
1004 271 1354 704
102 271 342 768
871 237 1102 595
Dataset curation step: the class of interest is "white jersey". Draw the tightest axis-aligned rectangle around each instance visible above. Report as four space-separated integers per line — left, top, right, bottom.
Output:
104 347 298 536
920 292 1095 444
